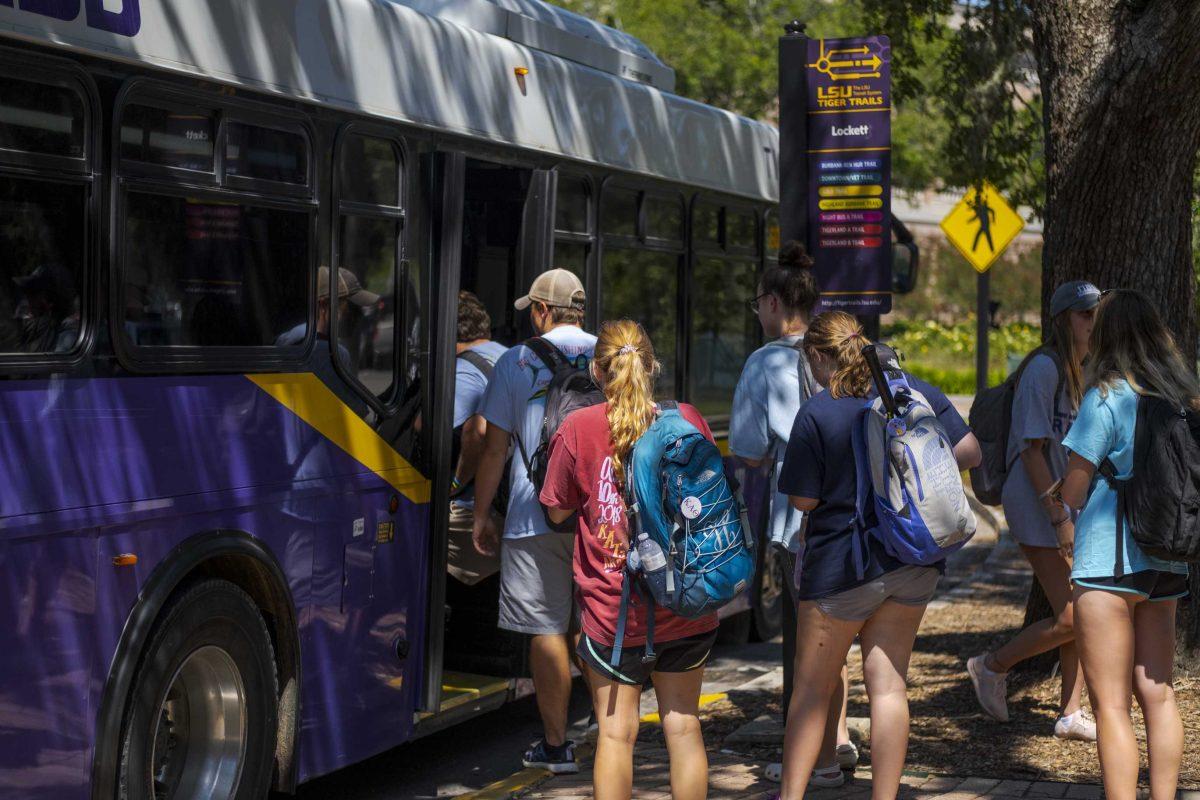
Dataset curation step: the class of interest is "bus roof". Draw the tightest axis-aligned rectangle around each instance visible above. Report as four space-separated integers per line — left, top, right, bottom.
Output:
0 0 778 202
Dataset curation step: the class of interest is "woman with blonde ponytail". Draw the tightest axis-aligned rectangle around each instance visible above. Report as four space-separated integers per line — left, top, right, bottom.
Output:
774 312 981 800
540 320 719 800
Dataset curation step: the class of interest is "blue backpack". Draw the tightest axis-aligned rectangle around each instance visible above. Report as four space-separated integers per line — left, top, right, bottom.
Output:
849 345 976 577
612 402 756 667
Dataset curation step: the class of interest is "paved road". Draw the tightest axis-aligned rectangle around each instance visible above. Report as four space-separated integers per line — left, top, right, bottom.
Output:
287 640 782 799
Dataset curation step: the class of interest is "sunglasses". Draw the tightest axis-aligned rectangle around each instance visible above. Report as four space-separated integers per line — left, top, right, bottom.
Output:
748 292 772 313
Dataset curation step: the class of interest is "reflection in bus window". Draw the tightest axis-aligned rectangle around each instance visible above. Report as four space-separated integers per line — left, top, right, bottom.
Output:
0 176 84 353
644 195 683 243
339 135 399 205
601 248 677 395
689 257 758 417
552 241 588 278
121 193 308 347
692 200 721 247
727 209 758 251
225 122 307 185
337 214 398 398
600 187 637 238
0 79 84 157
555 176 589 234
119 104 214 172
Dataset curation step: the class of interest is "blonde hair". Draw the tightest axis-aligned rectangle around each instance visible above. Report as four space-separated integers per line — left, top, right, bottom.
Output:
594 320 661 484
1085 289 1200 411
1046 310 1085 411
803 311 873 399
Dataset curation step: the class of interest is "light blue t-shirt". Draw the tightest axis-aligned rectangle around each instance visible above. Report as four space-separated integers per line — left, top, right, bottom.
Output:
728 335 819 552
480 325 596 539
452 340 509 509
1062 379 1189 580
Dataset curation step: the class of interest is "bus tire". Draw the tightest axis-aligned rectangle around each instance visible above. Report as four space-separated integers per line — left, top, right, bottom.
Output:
750 546 785 642
118 578 278 800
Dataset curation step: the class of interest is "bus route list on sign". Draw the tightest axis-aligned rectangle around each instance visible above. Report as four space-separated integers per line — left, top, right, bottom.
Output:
805 35 892 314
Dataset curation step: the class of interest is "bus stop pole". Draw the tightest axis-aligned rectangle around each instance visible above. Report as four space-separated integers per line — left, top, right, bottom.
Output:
779 21 808 247
976 270 990 395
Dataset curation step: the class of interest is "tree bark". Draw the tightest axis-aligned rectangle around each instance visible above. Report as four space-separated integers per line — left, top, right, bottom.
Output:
1028 0 1200 653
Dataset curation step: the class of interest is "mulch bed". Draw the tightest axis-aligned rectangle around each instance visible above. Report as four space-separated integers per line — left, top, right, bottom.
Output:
653 559 1200 788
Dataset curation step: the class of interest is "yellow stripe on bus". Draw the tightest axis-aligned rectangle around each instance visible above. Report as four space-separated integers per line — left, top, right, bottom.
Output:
247 373 432 504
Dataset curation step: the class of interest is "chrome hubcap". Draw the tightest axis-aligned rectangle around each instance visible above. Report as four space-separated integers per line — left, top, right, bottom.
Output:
150 646 247 800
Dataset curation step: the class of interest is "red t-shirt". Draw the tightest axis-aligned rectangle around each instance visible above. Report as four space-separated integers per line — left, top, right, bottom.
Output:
539 402 720 647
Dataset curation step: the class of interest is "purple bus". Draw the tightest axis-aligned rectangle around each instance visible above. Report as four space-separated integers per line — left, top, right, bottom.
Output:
0 1 785 798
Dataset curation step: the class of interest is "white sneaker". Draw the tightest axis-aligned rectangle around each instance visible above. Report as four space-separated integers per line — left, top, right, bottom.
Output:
1054 709 1097 742
835 742 859 770
967 654 1010 722
810 765 846 788
764 762 782 783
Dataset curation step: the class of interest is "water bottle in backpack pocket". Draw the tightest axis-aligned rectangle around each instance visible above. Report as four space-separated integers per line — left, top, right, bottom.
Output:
851 345 976 575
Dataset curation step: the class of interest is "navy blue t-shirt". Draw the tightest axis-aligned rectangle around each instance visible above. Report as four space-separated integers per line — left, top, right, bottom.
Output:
778 376 970 600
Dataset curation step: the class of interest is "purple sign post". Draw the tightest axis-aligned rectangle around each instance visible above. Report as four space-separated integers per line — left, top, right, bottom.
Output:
805 36 892 314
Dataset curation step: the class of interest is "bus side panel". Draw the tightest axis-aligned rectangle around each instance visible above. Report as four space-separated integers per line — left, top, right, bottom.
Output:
0 532 97 800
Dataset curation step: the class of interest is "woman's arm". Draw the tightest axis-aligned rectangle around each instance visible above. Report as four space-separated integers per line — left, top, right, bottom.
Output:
953 432 983 470
1044 452 1097 559
546 506 574 524
1059 452 1096 511
789 496 819 512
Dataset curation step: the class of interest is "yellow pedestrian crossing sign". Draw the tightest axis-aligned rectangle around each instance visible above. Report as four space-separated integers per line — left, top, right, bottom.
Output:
940 182 1025 274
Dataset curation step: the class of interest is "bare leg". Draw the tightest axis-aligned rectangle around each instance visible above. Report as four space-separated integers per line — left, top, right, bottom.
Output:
990 545 1083 715
586 665 642 800
816 665 845 768
1132 598 1182 800
859 600 928 800
837 663 852 746
530 633 573 746
778 602 862 800
1075 586 1137 800
651 667 709 800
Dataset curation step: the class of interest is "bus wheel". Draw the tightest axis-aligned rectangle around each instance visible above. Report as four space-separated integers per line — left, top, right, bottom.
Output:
751 547 785 642
118 579 278 800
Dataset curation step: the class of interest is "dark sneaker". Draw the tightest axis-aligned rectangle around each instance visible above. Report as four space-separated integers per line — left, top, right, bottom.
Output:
522 739 579 774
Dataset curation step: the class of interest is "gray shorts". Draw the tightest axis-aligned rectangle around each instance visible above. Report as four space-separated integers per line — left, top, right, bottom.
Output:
815 565 940 621
498 532 577 635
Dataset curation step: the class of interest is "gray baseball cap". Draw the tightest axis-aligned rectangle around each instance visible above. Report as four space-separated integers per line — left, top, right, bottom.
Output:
1049 280 1102 318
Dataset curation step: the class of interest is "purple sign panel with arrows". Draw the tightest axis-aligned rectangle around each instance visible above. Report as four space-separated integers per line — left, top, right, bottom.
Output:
806 35 892 314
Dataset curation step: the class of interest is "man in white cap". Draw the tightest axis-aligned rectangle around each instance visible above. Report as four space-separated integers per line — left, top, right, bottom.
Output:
472 268 595 773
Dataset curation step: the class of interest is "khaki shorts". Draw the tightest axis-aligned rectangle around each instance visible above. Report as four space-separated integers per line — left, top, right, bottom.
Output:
814 565 939 621
447 503 502 586
498 532 577 635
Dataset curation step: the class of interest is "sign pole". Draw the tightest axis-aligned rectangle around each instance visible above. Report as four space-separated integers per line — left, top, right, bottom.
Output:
976 270 990 395
779 20 808 247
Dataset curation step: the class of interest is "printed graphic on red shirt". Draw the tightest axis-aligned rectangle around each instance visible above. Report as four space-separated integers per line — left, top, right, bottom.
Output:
595 456 628 572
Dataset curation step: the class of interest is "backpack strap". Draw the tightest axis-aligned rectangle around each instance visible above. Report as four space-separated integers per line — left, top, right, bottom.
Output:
611 566 633 668
457 348 495 377
523 336 571 373
848 406 873 581
1097 458 1125 577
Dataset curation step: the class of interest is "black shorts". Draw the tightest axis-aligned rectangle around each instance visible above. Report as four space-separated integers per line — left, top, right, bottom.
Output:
578 629 717 686
1075 569 1190 602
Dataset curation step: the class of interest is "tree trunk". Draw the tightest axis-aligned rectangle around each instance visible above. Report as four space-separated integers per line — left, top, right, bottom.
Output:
1028 0 1200 653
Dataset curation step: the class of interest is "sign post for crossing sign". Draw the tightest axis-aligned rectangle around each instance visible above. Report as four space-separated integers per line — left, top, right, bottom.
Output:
939 181 1025 273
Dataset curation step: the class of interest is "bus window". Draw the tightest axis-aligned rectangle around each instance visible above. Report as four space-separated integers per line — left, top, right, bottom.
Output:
692 200 722 248
0 176 85 353
225 122 308 185
600 248 678 395
553 173 592 281
334 132 404 403
119 104 215 173
554 175 589 235
600 186 637 238
688 257 758 417
727 209 758 252
643 194 683 244
0 78 84 158
122 193 308 347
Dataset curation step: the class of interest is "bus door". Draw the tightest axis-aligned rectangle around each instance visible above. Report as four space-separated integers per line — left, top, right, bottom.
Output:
423 158 551 719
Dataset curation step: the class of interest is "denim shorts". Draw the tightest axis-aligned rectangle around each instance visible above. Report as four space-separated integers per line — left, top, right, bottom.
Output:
814 565 940 621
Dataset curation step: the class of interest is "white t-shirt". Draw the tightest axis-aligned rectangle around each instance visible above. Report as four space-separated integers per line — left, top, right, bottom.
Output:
480 325 597 539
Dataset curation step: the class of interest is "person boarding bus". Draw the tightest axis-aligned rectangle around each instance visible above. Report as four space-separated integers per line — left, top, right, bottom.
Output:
472 269 597 773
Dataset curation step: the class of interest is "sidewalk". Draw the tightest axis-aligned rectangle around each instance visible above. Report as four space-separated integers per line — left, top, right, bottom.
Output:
493 516 1199 800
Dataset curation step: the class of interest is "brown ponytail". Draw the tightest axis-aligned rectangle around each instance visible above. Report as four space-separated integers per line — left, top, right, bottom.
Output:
593 320 660 485
803 311 873 399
